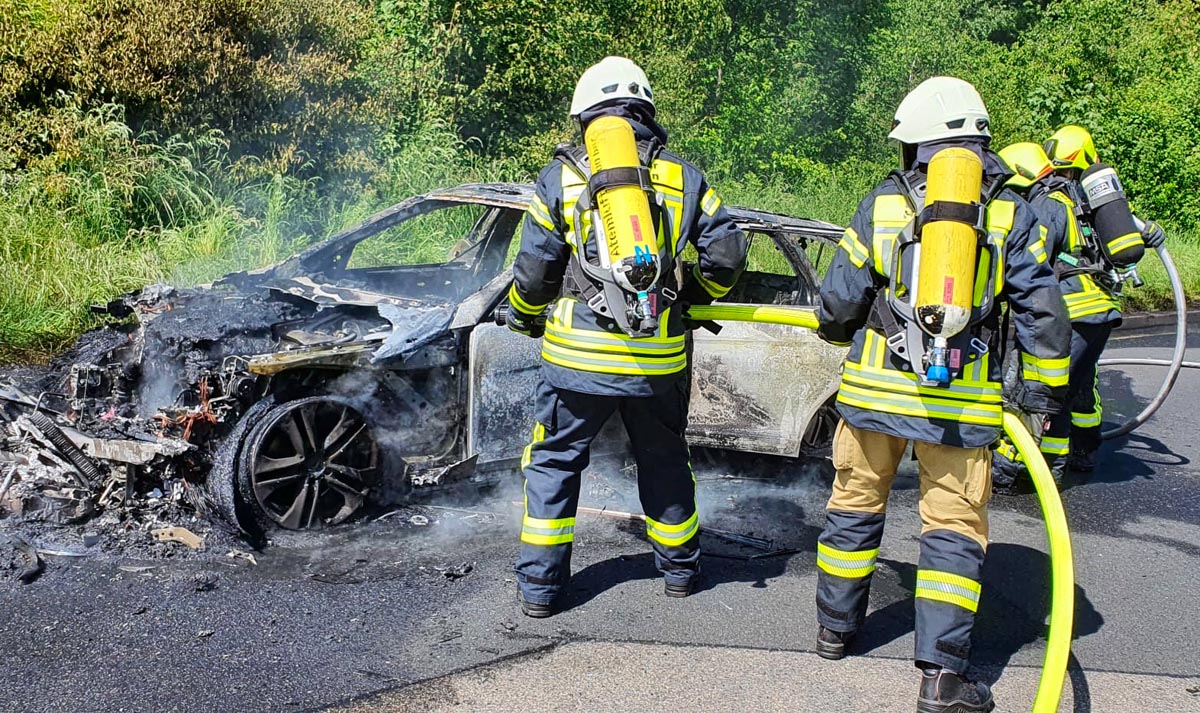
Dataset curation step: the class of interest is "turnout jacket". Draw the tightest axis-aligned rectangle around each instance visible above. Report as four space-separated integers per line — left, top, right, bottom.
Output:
509 139 747 397
818 160 1071 448
1033 176 1122 325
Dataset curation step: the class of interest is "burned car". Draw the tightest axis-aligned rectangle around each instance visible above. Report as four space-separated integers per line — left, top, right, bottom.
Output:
0 184 846 535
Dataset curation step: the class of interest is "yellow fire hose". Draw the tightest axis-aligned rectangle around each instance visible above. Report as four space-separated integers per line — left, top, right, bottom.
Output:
685 303 1074 712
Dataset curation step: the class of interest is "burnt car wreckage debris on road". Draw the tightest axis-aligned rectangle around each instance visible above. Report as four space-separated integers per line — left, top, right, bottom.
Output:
0 183 845 547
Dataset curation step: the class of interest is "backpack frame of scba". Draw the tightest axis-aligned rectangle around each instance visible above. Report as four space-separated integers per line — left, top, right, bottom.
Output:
870 165 1007 386
553 128 681 339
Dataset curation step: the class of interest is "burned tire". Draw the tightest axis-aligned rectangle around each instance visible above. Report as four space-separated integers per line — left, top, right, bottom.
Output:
800 396 839 458
234 396 385 532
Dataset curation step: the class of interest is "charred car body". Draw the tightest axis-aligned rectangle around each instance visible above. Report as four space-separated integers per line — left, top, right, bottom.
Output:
0 184 845 536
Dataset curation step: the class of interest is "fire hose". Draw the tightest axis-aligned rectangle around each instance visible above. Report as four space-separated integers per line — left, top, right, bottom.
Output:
683 303 1073 713
1098 245 1189 440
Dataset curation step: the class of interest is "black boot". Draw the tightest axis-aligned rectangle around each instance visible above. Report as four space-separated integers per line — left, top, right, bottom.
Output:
1068 448 1096 473
519 596 554 618
815 626 854 660
664 576 698 598
916 667 994 713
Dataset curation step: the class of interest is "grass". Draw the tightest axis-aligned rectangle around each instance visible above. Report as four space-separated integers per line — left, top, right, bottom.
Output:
1 112 1193 363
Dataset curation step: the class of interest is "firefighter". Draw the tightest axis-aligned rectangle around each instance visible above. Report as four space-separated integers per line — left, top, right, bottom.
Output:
1038 126 1165 474
506 56 748 618
812 77 1070 712
991 142 1074 487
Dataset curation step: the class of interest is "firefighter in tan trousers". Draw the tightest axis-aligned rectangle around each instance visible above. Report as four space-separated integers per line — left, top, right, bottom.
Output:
812 77 1071 712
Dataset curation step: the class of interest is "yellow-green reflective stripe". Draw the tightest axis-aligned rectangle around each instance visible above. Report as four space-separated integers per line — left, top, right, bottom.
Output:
1068 300 1119 319
1021 353 1070 387
842 362 1001 402
693 264 733 298
916 570 981 612
1107 232 1143 253
521 422 546 470
526 195 555 231
872 194 912 276
996 440 1020 462
543 329 685 355
839 227 869 268
837 383 1002 426
645 512 699 547
521 514 575 545
1041 436 1070 456
701 187 722 216
508 285 548 316
521 530 575 546
1030 226 1048 264
542 342 688 376
816 542 878 579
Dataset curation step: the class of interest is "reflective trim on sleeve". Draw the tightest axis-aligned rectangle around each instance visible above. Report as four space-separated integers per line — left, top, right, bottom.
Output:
816 542 879 579
701 187 722 216
692 264 733 298
508 284 550 317
1021 352 1070 388
645 511 699 547
839 227 870 268
526 194 556 232
915 570 981 613
1029 225 1048 264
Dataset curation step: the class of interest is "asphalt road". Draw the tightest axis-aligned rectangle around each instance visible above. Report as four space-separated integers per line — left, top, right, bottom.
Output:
1 328 1198 713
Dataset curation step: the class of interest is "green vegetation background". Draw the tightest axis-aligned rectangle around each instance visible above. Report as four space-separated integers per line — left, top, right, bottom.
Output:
1 0 1197 358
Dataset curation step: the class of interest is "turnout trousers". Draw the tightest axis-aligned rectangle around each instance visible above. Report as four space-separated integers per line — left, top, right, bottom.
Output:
994 320 1113 485
514 378 700 605
816 422 992 673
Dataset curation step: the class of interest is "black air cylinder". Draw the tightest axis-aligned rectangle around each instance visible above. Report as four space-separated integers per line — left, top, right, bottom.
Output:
1080 162 1143 267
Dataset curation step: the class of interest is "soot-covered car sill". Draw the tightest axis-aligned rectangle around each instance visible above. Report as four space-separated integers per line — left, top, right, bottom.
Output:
0 183 845 539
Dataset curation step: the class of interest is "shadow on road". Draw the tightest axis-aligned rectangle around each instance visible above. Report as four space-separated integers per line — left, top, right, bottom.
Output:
562 491 823 611
848 544 1102 711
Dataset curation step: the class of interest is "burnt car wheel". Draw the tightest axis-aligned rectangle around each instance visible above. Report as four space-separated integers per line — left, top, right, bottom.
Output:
237 396 384 530
800 396 840 457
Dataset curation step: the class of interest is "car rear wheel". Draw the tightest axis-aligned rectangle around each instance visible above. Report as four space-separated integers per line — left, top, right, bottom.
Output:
801 396 839 457
237 396 384 531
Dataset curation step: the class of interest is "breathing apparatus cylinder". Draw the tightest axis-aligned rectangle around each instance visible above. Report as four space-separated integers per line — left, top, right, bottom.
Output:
583 115 662 328
915 147 984 385
1080 162 1144 268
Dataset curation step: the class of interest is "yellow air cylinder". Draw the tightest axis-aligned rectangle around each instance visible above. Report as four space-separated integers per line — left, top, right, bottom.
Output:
916 147 983 339
584 115 659 274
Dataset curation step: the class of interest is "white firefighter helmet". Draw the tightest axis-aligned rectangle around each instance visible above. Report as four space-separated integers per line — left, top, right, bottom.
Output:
888 76 991 145
570 56 654 118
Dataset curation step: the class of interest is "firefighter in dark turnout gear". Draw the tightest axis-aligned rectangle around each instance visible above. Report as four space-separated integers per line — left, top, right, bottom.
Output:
993 131 1164 488
1041 126 1161 474
991 142 1077 485
507 56 747 617
812 77 1070 713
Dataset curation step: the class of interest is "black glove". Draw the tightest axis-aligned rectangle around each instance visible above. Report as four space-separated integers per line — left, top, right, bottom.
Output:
506 308 544 338
1141 220 1166 249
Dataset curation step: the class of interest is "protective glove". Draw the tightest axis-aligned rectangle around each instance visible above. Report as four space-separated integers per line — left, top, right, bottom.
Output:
1141 219 1166 249
505 308 544 339
1014 408 1051 444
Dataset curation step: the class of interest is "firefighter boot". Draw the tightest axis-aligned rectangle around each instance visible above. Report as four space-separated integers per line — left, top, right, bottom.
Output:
1068 447 1096 473
916 667 995 713
815 626 854 661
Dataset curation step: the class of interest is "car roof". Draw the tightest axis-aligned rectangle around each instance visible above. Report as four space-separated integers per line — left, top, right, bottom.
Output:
424 183 843 243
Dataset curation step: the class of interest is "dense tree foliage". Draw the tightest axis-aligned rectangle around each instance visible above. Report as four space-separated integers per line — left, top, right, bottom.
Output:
1 0 1198 353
